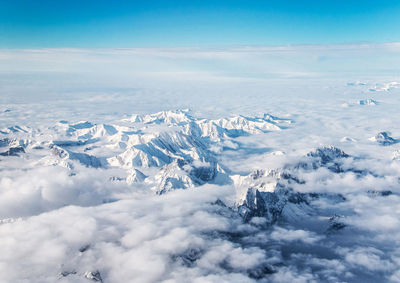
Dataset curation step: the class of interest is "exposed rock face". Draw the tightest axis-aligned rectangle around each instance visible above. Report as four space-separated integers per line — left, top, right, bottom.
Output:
0 110 289 194
235 146 353 224
84 270 103 282
49 145 103 168
370 131 398 146
2 107 400 282
0 146 25 156
298 146 350 172
1 111 392 229
126 168 147 184
358 99 378 105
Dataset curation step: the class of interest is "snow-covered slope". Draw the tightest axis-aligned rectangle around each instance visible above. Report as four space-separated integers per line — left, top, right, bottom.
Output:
234 146 351 224
2 101 400 282
0 110 288 195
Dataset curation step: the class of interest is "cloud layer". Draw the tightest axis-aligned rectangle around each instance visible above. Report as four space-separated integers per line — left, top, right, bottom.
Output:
1 45 400 282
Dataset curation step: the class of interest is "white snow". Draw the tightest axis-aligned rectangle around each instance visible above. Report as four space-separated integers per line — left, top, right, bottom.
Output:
1 44 400 282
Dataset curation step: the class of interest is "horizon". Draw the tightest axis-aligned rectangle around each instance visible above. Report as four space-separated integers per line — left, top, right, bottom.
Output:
2 2 400 283
2 41 400 50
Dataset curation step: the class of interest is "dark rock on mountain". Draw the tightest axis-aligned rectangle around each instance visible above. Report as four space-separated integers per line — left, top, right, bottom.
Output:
0 146 25 156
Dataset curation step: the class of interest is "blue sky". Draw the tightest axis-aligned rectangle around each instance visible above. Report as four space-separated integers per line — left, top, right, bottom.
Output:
1 0 400 48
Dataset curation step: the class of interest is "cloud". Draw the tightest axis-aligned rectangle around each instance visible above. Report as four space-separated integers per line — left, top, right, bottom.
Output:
270 227 322 244
0 186 273 282
1 44 400 282
0 163 148 218
338 247 395 272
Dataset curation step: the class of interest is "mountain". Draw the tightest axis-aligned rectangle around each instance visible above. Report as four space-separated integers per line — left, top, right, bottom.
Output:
4 111 383 229
369 132 398 146
0 110 288 194
234 147 354 225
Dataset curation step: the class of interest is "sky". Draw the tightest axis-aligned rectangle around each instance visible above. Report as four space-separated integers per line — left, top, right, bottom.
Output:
2 2 400 283
1 0 400 48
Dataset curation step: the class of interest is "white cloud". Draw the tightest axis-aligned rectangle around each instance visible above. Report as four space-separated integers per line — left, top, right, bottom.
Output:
1 44 400 282
270 227 322 244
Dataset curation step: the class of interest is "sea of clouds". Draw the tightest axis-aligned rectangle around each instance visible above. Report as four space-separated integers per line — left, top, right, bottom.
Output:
1 43 400 282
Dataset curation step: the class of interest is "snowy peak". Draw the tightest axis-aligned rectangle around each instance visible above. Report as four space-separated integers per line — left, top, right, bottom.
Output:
393 150 400 161
358 99 378 106
44 145 103 169
56 121 118 140
107 130 211 169
126 169 147 184
146 158 226 194
188 113 289 141
234 146 352 224
306 146 349 161
148 161 197 194
0 125 31 135
123 110 289 142
0 110 290 193
125 109 194 125
369 132 398 146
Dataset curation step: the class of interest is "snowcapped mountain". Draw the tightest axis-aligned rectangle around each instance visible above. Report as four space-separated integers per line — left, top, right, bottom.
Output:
1 110 396 237
3 45 400 283
369 131 398 146
234 146 364 225
358 99 378 106
41 145 103 169
2 108 400 283
0 110 288 195
126 168 147 184
124 110 290 141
